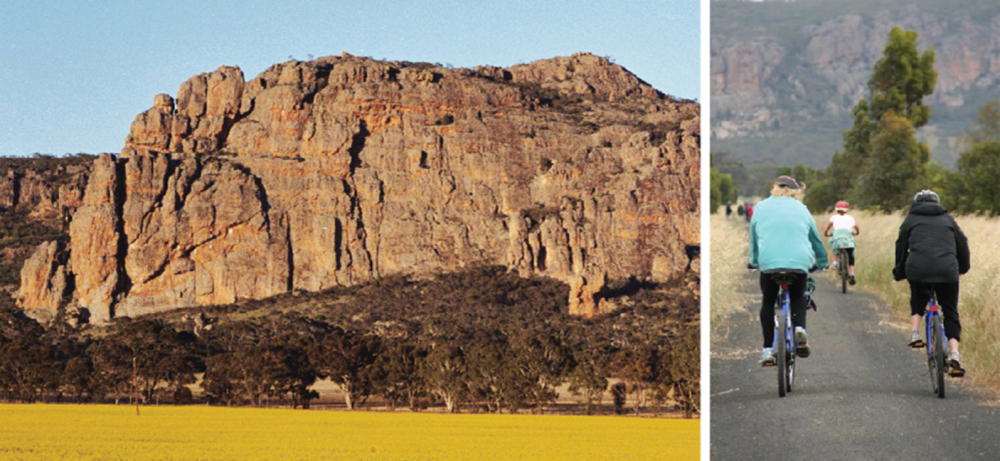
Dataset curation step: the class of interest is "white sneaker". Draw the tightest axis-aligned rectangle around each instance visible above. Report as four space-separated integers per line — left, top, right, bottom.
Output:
795 327 808 345
761 347 776 366
795 327 810 358
948 350 965 377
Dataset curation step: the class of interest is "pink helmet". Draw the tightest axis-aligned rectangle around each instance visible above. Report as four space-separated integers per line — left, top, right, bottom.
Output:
835 200 849 211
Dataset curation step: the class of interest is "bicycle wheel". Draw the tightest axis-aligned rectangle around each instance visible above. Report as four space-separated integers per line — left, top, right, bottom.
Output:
839 250 848 293
776 310 788 398
929 315 946 399
787 314 796 393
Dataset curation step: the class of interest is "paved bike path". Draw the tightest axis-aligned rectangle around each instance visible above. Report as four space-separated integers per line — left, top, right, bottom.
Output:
711 274 1000 460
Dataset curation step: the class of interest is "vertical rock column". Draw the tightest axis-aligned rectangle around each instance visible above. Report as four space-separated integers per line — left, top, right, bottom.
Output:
68 154 123 323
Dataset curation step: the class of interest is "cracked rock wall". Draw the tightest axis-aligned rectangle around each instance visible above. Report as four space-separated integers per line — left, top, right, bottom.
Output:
19 52 699 321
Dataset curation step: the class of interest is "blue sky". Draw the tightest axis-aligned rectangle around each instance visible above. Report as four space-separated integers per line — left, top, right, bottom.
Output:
0 0 700 157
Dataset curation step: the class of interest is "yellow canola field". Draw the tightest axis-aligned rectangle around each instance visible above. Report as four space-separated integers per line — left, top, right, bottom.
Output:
0 404 698 461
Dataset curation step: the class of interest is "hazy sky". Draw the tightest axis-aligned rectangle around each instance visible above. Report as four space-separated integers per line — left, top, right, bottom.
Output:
0 0 700 157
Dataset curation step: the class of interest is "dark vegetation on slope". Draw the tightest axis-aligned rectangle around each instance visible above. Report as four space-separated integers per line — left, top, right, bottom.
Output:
0 266 699 417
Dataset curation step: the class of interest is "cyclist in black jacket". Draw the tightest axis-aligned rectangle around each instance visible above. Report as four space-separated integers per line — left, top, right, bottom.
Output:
893 190 971 375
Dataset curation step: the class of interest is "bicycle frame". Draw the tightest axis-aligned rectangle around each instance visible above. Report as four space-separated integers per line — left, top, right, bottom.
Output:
925 296 950 359
772 280 796 397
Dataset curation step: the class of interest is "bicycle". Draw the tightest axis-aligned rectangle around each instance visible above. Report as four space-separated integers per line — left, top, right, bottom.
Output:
764 269 806 397
919 294 951 398
836 249 850 293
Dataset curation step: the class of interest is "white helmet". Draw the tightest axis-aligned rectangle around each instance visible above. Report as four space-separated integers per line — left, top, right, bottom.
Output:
913 190 939 204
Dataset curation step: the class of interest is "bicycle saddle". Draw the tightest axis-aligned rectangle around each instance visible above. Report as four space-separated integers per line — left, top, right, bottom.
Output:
763 268 806 285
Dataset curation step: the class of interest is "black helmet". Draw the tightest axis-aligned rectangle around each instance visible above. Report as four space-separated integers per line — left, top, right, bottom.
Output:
913 189 939 203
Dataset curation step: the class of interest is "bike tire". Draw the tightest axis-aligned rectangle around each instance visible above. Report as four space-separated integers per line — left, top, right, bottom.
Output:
839 250 848 294
776 310 787 398
930 315 946 399
787 318 795 393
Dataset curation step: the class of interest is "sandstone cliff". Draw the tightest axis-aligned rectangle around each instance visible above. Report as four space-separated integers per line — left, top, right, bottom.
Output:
0 156 91 226
712 1 1000 168
1 156 91 315
17 52 699 322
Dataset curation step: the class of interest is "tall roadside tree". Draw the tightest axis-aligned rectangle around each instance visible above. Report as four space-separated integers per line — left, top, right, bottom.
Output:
961 99 1000 149
814 27 936 211
710 167 737 214
854 112 929 210
948 99 1000 215
951 140 1000 215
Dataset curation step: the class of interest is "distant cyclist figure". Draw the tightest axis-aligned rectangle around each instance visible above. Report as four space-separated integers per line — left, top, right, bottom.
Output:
749 176 828 365
823 200 860 285
893 190 970 376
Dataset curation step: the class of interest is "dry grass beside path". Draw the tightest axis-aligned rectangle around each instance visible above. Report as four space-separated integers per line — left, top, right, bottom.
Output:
825 212 1000 390
709 215 753 327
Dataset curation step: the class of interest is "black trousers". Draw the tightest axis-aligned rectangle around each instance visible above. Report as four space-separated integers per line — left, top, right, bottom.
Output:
760 272 808 348
834 247 856 265
909 281 961 342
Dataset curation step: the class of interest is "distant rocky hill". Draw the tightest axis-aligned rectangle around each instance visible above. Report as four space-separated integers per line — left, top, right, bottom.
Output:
8 52 699 324
712 0 1000 169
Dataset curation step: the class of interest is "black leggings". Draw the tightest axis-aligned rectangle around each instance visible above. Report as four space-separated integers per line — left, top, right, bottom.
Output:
834 248 856 266
759 272 808 348
909 281 961 342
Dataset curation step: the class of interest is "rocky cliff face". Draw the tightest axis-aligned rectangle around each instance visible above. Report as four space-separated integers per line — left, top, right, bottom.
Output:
1 157 91 314
17 52 699 322
712 2 1000 167
0 158 90 225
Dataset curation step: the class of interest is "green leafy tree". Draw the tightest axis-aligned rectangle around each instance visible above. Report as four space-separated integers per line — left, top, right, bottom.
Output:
710 167 737 214
811 27 936 211
201 321 288 407
312 328 382 410
420 344 467 413
925 161 959 211
60 355 97 402
89 337 133 404
0 309 57 403
268 331 320 409
868 28 936 128
659 325 699 418
711 151 751 196
854 112 929 210
111 319 201 405
467 340 526 413
568 356 608 415
518 332 570 413
952 141 1000 215
202 352 242 406
962 99 1000 149
615 344 659 414
373 340 428 411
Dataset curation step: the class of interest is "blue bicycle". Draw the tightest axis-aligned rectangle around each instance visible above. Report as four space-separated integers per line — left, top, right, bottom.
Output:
765 269 804 398
923 295 950 398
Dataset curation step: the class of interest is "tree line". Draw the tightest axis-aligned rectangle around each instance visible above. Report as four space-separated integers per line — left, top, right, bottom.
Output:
712 27 1000 216
0 267 698 417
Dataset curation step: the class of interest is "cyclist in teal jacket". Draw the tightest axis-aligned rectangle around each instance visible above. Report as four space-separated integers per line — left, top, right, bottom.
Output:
749 176 828 365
